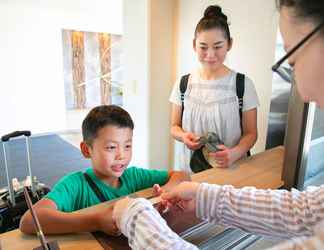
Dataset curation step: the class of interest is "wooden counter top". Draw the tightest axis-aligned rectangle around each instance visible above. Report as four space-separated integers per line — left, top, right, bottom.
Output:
192 146 284 189
0 146 284 249
0 230 102 250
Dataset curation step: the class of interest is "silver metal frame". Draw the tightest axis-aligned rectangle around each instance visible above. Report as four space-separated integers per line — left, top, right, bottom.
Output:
296 102 316 189
282 76 320 190
25 136 35 193
2 134 35 206
282 84 308 189
2 142 15 206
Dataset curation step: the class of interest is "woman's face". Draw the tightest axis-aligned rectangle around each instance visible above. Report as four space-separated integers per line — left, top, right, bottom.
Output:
193 28 231 71
280 7 324 108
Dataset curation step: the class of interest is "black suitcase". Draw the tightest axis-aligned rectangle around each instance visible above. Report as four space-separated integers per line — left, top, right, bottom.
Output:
0 131 50 233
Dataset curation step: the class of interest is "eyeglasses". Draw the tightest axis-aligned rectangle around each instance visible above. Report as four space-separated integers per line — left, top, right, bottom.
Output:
272 20 324 83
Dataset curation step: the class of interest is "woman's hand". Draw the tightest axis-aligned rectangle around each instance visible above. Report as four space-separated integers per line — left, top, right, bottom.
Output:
182 132 201 150
208 145 235 168
161 181 200 216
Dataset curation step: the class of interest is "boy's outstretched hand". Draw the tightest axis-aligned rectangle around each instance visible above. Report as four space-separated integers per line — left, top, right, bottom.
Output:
152 184 169 213
152 184 163 196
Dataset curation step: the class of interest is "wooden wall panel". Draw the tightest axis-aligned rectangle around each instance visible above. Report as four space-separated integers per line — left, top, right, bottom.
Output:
71 31 86 109
98 33 112 105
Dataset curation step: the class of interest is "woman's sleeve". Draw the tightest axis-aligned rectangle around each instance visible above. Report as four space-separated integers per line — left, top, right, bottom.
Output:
120 198 198 250
266 221 324 250
242 76 260 112
196 183 324 238
169 77 182 106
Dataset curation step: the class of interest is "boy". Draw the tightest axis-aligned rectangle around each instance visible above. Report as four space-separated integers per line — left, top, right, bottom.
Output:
20 105 190 235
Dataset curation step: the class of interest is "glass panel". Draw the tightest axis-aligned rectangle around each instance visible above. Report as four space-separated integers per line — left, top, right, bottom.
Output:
312 108 324 140
303 107 324 188
266 31 291 149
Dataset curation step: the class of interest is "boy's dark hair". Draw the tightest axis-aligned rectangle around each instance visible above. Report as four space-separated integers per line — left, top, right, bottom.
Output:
82 105 134 146
194 5 231 43
276 0 324 29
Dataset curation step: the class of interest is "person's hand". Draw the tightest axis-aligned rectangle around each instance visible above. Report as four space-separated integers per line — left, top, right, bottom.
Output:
161 181 200 216
152 184 169 214
152 184 163 196
182 132 200 150
112 197 135 232
209 145 234 168
96 204 121 236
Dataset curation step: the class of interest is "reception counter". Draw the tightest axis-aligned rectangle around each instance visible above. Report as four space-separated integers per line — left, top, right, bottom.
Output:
0 146 284 249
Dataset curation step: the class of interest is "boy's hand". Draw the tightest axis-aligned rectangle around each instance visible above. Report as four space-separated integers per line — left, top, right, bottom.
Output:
152 184 163 196
152 184 168 214
96 205 121 236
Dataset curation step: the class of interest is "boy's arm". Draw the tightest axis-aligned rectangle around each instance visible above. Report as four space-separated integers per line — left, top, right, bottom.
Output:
19 198 119 235
161 171 191 192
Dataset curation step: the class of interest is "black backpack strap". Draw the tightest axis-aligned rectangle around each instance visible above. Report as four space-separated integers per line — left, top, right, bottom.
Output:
236 73 251 157
180 74 190 123
236 73 245 127
83 173 107 202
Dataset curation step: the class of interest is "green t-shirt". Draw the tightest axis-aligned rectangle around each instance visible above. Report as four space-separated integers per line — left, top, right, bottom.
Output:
45 166 168 212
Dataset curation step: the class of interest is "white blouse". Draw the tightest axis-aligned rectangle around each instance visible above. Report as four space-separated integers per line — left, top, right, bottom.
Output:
169 70 259 172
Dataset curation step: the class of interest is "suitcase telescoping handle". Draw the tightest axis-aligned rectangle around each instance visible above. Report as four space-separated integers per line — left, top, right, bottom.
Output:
1 130 34 207
1 130 31 142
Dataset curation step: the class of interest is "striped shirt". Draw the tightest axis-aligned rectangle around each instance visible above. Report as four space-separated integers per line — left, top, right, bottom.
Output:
120 183 324 249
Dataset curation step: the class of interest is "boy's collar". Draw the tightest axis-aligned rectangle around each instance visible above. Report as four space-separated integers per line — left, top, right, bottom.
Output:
85 168 123 188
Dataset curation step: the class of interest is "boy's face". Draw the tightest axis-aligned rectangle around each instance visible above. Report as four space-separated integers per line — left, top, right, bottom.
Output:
81 125 133 180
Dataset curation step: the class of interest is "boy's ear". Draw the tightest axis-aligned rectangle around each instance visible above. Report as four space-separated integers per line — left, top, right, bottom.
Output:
80 141 91 158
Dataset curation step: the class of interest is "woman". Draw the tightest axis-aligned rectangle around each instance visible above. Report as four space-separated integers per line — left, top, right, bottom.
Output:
113 1 324 249
169 5 258 171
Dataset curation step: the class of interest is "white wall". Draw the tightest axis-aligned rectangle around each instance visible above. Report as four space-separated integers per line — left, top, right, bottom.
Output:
0 0 122 135
123 0 177 169
123 0 150 167
149 0 176 169
176 0 279 153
